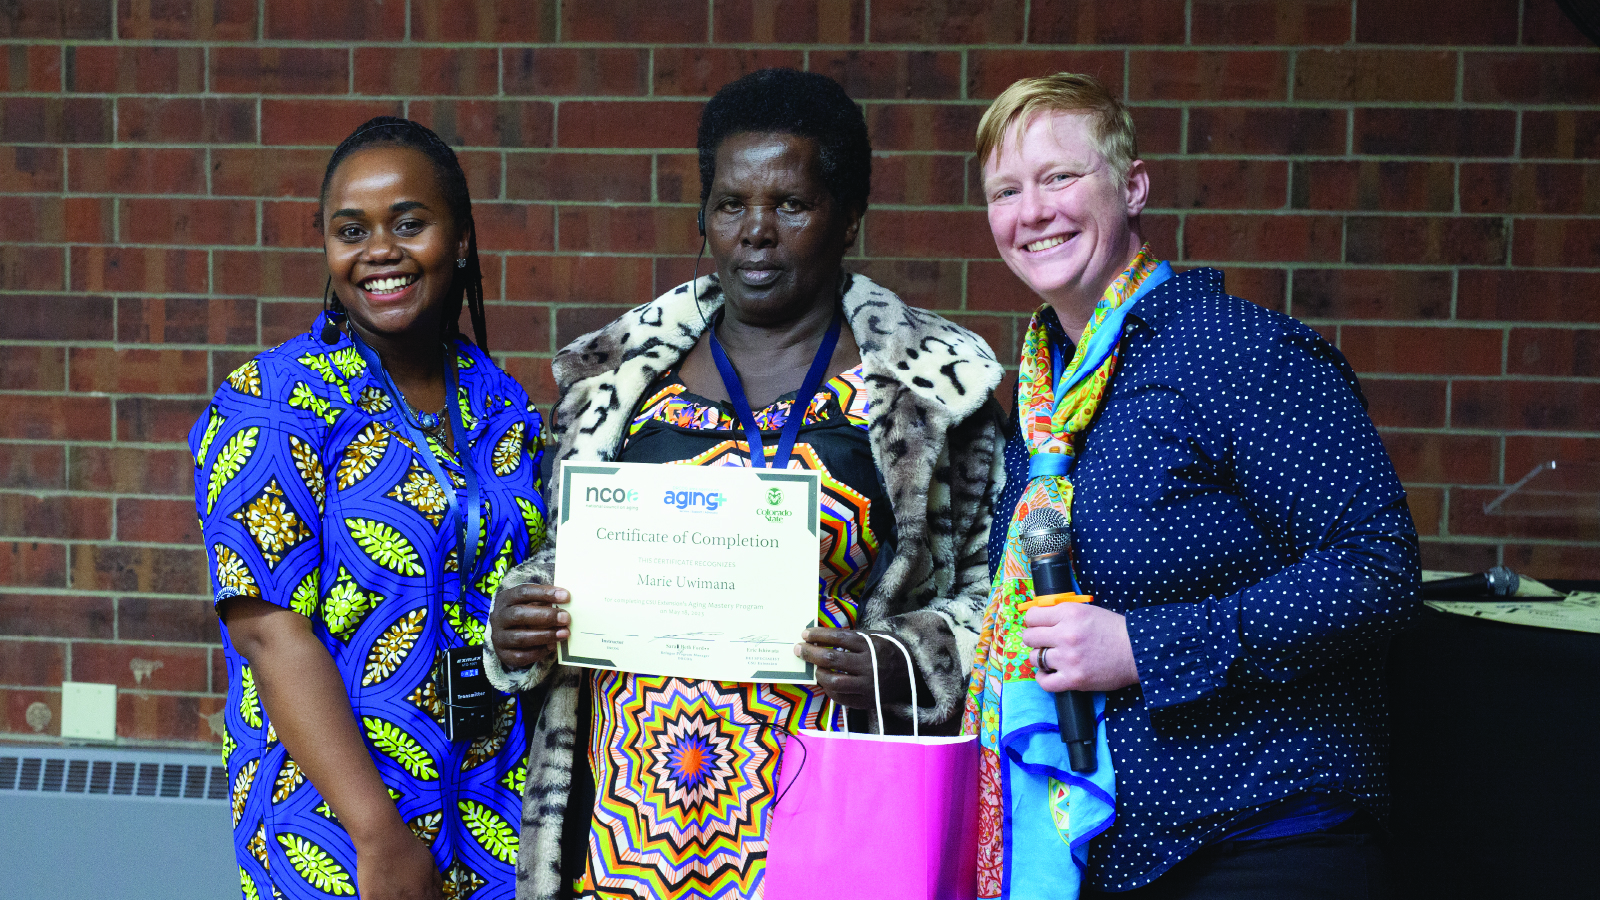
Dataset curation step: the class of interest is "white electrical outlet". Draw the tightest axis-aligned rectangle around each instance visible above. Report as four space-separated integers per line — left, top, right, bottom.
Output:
60 682 117 741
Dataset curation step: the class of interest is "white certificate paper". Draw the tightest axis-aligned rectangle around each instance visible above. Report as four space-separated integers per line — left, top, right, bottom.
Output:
554 462 821 683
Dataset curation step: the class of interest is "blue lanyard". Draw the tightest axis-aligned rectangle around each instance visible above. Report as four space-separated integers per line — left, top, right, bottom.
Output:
707 309 843 470
347 333 482 606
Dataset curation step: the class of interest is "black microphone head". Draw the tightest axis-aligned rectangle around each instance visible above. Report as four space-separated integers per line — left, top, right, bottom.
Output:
1487 565 1519 596
1019 508 1070 559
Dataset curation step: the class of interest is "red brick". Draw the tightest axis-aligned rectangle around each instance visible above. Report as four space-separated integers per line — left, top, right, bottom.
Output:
479 301 553 356
1464 52 1600 104
1292 268 1452 321
212 148 328 196
0 494 111 540
0 542 69 589
1453 379 1600 431
68 447 192 496
260 100 403 147
1361 377 1448 429
468 204 555 254
1402 486 1443 537
966 259 1046 313
1512 217 1600 267
1346 217 1508 266
70 247 208 295
1507 327 1600 376
215 251 322 304
1130 51 1288 102
211 351 260 387
68 349 209 395
0 146 62 192
504 254 655 307
0 687 60 736
0 246 64 291
121 198 256 248
117 297 258 346
67 148 204 195
1188 107 1345 155
1356 0 1517 44
866 103 985 153
872 0 1022 42
1503 435 1600 477
117 0 254 40
714 0 864 42
850 259 963 310
966 50 1125 102
1127 107 1182 157
506 153 651 204
1501 544 1600 581
864 209 993 259
1379 431 1500 485
116 97 256 144
1028 0 1183 43
118 692 225 744
556 206 701 254
943 313 1017 363
118 597 221 644
459 149 504 202
71 544 207 595
0 0 112 38
116 397 210 444
0 444 64 490
0 396 109 441
1458 269 1600 322
411 0 555 41
1291 161 1454 213
1450 487 1599 541
1145 159 1288 211
262 200 321 250
1 296 106 344
0 594 112 638
1523 0 1593 46
0 97 111 143
0 45 61 92
116 498 201 546
555 305 635 347
1214 267 1286 313
807 50 959 101
211 647 226 693
353 47 499 97
871 153 967 206
652 48 806 98
0 639 64 686
1190 0 1351 44
410 100 554 150
503 48 649 96
656 153 702 204
265 0 403 39
211 48 347 95
1419 540 1498 572
70 642 210 692
563 0 706 41
1463 162 1600 215
558 101 701 150
261 298 326 344
498 355 558 408
1183 214 1342 263
66 45 203 94
1353 108 1515 157
1340 325 1503 377
470 253 504 303
1293 49 1455 102
0 197 88 243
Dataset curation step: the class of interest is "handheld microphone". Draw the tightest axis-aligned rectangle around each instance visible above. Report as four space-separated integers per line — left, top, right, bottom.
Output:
1019 508 1098 774
1421 565 1520 600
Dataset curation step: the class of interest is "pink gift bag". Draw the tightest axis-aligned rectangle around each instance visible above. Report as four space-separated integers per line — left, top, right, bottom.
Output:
765 633 980 900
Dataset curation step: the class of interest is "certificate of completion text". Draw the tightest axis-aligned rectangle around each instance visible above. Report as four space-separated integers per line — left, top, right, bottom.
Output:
554 462 821 683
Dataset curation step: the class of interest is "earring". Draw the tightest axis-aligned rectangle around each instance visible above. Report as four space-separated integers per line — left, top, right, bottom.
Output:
456 258 467 268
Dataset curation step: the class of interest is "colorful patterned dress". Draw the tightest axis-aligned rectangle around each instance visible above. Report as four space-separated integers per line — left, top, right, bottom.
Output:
189 315 548 900
568 366 886 900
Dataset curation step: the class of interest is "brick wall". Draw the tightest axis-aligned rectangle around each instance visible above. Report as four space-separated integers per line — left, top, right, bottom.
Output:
2 0 1597 748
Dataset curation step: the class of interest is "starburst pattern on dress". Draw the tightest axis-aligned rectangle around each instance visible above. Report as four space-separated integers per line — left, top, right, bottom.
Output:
491 421 524 477
337 423 389 490
230 478 314 568
214 544 260 598
363 608 426 686
357 386 392 415
287 435 324 513
226 360 262 397
387 463 449 528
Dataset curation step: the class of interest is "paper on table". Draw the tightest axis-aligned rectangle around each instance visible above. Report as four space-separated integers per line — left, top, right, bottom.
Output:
1423 570 1600 635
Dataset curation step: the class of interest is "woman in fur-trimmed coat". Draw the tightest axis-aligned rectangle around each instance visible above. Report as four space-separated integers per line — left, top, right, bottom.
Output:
486 69 1005 900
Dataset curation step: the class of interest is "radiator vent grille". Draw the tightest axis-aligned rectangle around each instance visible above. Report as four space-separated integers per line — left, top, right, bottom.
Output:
0 749 226 803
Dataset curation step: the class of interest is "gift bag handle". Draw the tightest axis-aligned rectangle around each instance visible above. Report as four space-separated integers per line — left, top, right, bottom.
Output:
863 631 919 738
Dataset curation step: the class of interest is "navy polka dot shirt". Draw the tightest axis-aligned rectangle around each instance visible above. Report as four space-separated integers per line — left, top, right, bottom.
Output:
990 268 1421 891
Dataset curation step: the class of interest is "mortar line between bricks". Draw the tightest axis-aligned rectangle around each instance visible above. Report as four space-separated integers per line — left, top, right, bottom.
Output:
8 38 1600 52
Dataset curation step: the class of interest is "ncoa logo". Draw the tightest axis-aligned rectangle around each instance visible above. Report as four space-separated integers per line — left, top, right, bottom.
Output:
664 489 725 512
585 486 638 504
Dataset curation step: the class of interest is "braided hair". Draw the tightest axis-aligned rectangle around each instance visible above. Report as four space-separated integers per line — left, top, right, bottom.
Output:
316 116 488 351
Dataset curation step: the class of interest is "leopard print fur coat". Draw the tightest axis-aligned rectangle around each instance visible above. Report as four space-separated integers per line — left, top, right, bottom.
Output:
484 272 1005 900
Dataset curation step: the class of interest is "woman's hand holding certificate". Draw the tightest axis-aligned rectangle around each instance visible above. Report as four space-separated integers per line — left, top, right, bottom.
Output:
488 583 570 669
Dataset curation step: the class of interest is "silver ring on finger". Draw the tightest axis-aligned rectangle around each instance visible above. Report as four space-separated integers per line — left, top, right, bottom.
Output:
1037 646 1058 675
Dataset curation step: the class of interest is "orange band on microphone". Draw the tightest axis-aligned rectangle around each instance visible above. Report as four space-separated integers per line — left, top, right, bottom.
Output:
1018 591 1093 612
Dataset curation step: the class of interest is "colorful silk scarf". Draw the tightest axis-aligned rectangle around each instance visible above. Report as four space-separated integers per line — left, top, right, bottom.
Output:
962 245 1169 899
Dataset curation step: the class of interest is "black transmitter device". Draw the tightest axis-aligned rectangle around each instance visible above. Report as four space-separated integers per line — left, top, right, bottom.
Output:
437 646 494 742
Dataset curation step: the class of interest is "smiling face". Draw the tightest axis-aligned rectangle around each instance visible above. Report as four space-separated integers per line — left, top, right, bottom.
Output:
704 132 860 327
982 111 1148 331
321 144 469 348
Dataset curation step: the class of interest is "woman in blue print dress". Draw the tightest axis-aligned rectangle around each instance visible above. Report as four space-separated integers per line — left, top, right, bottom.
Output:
189 118 547 900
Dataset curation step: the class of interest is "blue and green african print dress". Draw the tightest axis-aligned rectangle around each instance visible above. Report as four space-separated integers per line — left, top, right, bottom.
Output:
189 314 548 900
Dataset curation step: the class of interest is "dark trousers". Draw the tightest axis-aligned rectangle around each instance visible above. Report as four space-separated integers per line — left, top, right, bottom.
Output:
1083 822 1388 900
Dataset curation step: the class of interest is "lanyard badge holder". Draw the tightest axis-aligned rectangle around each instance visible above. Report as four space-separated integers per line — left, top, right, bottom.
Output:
348 333 492 742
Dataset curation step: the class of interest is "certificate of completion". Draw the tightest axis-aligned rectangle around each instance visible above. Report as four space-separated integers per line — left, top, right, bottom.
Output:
554 461 821 683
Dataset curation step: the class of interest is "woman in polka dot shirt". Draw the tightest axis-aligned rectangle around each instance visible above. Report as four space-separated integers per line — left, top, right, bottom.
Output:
970 74 1420 900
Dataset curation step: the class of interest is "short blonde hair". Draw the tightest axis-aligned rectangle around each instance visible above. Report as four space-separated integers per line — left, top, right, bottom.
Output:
975 73 1138 182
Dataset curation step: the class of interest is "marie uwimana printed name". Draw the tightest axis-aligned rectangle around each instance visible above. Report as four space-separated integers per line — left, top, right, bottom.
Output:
638 573 738 590
593 527 782 549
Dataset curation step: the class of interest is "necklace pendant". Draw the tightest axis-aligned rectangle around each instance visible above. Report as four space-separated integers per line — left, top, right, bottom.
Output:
415 410 442 430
